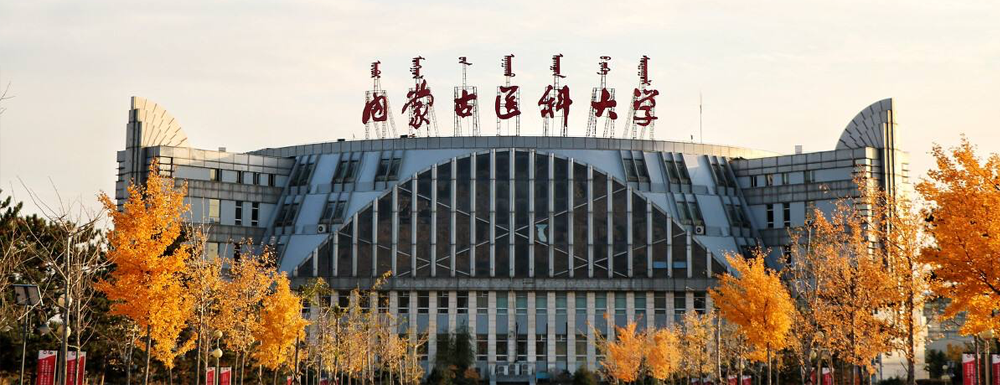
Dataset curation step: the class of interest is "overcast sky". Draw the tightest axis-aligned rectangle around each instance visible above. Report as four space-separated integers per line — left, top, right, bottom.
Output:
1 0 998 215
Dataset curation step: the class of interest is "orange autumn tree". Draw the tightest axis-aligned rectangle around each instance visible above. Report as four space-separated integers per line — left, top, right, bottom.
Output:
918 138 1000 336
252 273 309 378
98 160 196 383
710 251 795 385
218 246 277 385
599 322 646 383
645 327 681 383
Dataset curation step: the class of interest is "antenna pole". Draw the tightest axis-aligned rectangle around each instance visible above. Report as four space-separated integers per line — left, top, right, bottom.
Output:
699 92 703 144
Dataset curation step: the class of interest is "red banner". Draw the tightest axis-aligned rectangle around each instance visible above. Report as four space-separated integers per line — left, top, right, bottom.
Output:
36 350 57 385
220 367 232 385
992 354 999 385
286 376 293 385
206 367 216 385
66 351 86 385
964 354 977 385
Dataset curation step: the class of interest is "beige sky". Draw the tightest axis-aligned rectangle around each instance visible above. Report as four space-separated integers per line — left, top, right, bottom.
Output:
1 0 998 215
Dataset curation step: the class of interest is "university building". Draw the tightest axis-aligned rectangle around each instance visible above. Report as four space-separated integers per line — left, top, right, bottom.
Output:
116 96 910 383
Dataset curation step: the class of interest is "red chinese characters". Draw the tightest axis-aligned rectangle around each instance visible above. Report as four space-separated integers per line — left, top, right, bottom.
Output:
402 79 435 130
362 94 388 124
454 89 477 118
591 88 617 120
631 88 659 127
538 85 572 126
495 85 521 120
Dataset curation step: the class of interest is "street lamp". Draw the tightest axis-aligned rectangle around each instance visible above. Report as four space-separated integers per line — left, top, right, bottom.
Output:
13 284 42 385
212 330 223 385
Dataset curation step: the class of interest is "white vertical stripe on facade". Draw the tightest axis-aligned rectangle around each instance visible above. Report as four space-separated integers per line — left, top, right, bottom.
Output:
528 151 535 278
490 150 496 277
431 164 437 277
391 186 398 274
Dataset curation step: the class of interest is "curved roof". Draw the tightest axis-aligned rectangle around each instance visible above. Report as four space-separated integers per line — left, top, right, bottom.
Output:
290 148 728 282
130 96 189 147
836 98 894 150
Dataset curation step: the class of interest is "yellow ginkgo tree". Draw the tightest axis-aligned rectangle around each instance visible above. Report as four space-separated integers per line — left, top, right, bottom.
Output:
598 322 646 383
97 160 196 384
710 251 795 385
253 274 309 381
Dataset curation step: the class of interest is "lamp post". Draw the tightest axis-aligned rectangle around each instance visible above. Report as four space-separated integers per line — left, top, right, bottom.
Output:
980 330 994 385
212 330 224 385
13 284 42 385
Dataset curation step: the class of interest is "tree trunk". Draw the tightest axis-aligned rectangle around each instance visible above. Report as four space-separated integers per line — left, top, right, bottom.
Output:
144 326 152 385
767 348 772 385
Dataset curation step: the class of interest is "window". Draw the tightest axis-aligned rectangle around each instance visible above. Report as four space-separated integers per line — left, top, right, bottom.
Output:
290 162 314 187
376 152 403 182
712 163 732 188
253 172 261 185
208 199 220 222
321 200 348 225
783 203 791 228
781 173 790 186
236 171 244 184
765 174 774 186
267 173 275 187
726 204 749 228
276 203 299 227
751 176 759 187
251 202 259 226
654 292 668 328
332 157 360 184
676 199 703 226
804 170 815 184
622 152 649 182
235 201 243 226
674 294 686 323
663 155 691 185
209 169 221 182
767 204 775 229
693 292 706 314
457 292 468 314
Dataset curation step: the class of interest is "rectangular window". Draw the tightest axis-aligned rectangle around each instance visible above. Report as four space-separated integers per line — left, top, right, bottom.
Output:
622 152 650 182
253 172 261 185
236 171 244 184
693 292 706 314
208 199 220 222
251 202 259 226
766 174 774 186
291 163 314 187
783 203 791 228
417 291 430 314
674 294 686 323
767 204 775 229
332 158 360 184
804 170 815 184
751 175 759 188
277 203 299 227
781 173 790 185
235 201 243 226
654 292 667 328
321 200 348 225
209 169 221 182
376 153 403 182
267 173 275 187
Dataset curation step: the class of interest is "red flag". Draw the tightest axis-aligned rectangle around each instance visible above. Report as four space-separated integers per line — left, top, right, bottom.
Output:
221 367 232 385
36 350 57 385
964 354 977 385
206 367 216 385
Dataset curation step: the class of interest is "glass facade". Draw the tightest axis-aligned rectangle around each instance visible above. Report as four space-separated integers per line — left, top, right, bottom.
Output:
303 150 712 279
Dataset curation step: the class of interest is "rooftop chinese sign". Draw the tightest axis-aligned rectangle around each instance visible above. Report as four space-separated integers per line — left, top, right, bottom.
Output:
361 55 661 140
